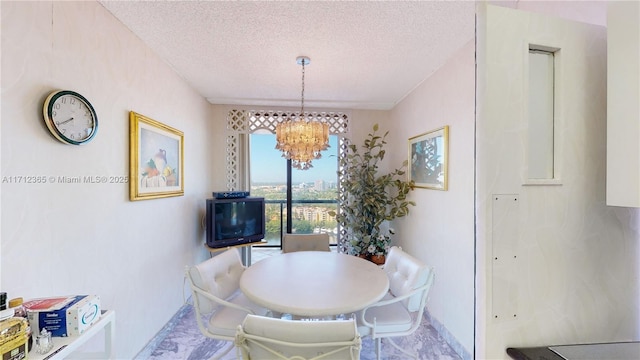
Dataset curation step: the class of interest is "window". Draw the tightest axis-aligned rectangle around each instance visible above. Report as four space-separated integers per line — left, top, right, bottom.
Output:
526 46 561 185
248 133 338 248
226 110 349 249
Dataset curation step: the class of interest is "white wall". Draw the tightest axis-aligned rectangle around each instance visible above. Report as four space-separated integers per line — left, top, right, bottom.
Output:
510 0 607 27
476 4 640 359
387 40 476 358
349 110 389 148
382 3 638 359
1 2 218 357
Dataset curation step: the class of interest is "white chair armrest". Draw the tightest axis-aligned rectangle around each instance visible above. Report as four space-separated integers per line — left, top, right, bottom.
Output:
191 282 256 315
358 281 430 328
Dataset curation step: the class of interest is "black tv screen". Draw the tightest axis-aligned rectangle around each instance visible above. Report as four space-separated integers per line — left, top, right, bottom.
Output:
205 197 265 248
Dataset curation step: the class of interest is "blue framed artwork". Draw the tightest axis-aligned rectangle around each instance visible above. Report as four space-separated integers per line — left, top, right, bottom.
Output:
408 126 448 190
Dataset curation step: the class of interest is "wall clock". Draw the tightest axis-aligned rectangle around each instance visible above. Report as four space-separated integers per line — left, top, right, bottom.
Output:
42 90 98 145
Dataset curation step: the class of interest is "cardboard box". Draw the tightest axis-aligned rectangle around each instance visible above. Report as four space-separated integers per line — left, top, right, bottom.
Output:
22 296 75 312
25 295 101 337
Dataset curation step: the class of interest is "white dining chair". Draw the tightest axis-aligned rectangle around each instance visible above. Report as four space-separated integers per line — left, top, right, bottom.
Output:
185 248 269 359
282 233 330 253
356 246 435 360
235 314 362 360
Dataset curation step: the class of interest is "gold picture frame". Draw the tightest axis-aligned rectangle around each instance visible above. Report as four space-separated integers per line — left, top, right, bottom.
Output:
129 111 184 201
408 126 449 190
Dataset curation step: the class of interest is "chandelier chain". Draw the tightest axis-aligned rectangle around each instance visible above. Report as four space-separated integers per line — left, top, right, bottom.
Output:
300 59 305 117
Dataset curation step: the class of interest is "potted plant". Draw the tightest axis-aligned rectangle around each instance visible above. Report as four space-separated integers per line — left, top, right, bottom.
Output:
330 124 415 261
368 230 393 265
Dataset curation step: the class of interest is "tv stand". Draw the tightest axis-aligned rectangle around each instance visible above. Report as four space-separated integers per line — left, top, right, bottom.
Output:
205 241 266 266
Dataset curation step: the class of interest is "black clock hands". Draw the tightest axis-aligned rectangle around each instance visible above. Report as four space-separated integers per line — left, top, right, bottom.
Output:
57 117 74 125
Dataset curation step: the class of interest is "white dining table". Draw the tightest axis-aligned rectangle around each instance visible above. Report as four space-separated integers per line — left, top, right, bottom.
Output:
240 251 389 317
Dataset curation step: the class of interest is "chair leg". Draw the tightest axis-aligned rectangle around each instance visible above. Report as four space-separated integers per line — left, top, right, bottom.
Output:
209 341 234 360
386 337 418 359
375 338 382 360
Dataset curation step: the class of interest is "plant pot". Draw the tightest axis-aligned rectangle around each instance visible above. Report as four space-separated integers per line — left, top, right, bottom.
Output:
370 255 386 265
358 254 369 260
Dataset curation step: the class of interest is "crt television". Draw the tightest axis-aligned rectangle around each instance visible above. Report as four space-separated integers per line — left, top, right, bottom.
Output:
205 196 265 248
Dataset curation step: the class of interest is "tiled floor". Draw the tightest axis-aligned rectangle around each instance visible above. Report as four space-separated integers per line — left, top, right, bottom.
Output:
137 303 462 360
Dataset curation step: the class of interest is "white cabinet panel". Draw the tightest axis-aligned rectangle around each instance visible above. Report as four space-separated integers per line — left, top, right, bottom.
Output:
607 1 640 207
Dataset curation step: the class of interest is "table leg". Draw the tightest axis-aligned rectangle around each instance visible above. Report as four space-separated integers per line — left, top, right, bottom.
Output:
105 314 115 359
240 246 252 266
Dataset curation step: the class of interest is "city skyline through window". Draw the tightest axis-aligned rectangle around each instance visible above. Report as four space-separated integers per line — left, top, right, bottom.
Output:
249 133 339 247
250 134 339 184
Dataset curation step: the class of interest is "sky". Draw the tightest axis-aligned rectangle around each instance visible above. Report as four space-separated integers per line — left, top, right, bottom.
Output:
250 134 338 184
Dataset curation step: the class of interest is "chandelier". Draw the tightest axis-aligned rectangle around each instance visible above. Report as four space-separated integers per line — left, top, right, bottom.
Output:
275 56 330 170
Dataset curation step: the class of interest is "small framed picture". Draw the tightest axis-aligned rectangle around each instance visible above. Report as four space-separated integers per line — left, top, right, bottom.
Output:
408 126 449 190
129 111 184 200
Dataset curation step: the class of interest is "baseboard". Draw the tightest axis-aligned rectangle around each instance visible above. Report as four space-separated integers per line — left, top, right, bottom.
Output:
425 310 472 360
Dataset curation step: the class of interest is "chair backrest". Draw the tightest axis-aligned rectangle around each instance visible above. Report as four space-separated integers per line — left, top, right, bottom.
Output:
235 315 361 360
187 248 245 313
383 246 434 312
282 233 330 253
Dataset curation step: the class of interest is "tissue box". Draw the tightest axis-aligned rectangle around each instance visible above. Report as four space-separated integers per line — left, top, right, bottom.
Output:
25 295 101 337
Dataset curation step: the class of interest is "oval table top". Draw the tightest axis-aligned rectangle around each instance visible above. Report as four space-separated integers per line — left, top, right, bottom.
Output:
240 251 389 317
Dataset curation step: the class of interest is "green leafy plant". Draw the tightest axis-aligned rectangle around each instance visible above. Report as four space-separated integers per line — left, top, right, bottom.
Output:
330 124 415 256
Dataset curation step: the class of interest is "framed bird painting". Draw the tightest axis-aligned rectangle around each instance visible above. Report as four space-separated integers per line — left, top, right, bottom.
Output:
129 111 184 201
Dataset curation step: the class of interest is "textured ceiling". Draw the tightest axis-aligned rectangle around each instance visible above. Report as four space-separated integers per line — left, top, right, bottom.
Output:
99 1 476 110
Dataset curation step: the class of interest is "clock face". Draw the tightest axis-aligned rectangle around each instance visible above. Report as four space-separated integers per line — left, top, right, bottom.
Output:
43 90 98 145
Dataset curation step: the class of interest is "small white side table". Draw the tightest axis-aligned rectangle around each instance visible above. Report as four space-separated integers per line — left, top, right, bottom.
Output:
29 310 115 360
